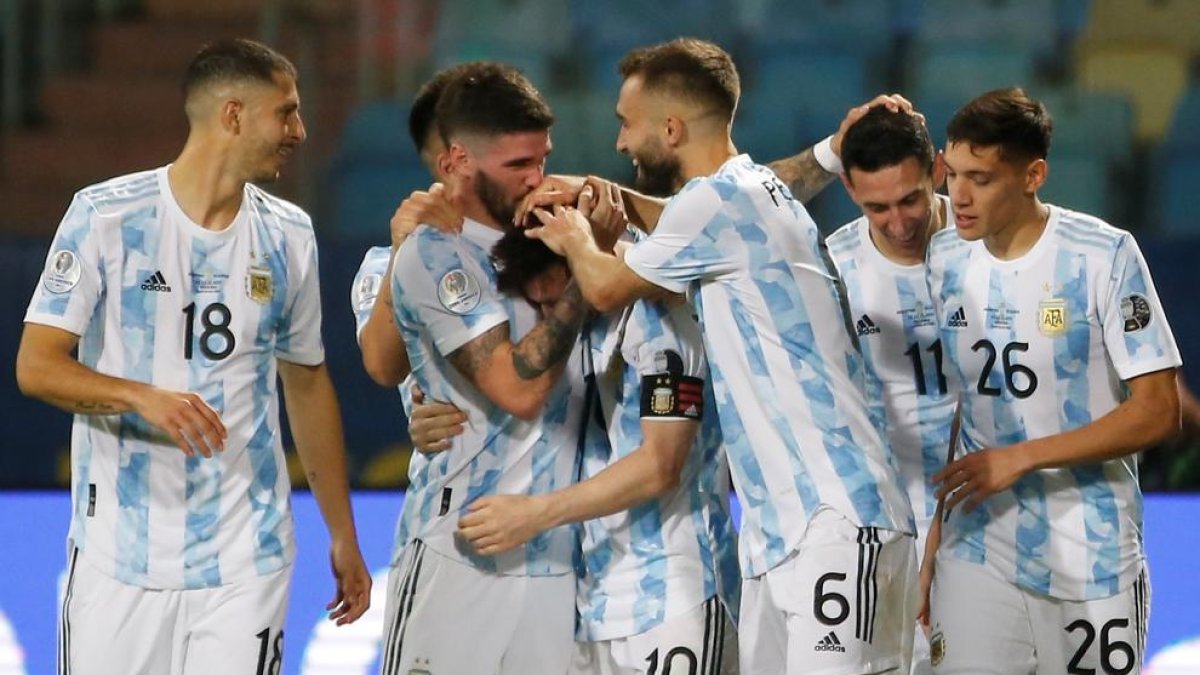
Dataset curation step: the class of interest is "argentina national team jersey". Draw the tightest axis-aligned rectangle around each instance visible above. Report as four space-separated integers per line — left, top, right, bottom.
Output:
390 219 581 576
350 245 391 340
576 298 740 641
624 155 914 578
927 205 1181 600
825 194 958 529
24 166 323 589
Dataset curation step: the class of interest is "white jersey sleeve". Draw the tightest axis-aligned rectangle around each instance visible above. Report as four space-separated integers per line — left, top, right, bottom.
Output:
349 245 392 342
273 217 324 366
25 193 106 335
1098 233 1180 380
624 183 734 293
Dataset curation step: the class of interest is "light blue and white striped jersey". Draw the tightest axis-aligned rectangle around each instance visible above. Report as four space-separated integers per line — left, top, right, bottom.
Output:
825 194 958 539
927 205 1181 600
390 219 580 575
350 245 391 341
624 155 914 578
24 166 323 590
576 298 740 641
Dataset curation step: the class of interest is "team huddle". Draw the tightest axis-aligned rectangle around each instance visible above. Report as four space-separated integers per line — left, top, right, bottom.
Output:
17 35 1181 675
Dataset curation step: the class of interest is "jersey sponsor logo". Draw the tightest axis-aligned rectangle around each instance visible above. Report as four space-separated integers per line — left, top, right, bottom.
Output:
930 630 946 666
856 314 881 336
140 270 172 293
437 269 481 314
43 249 82 293
1121 293 1152 332
946 306 969 329
1039 298 1068 337
353 273 382 313
247 265 273 304
814 631 846 653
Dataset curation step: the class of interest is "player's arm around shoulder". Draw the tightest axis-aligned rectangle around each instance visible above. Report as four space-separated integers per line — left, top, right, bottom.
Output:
277 359 371 625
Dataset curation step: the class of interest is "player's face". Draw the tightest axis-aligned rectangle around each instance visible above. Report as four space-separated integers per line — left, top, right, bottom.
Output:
522 263 571 317
845 157 937 263
467 130 551 227
944 141 1037 242
240 72 306 184
615 76 682 197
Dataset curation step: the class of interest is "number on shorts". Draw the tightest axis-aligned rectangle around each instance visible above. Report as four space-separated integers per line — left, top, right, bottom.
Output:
1065 618 1134 675
255 628 283 675
814 572 850 626
645 646 699 675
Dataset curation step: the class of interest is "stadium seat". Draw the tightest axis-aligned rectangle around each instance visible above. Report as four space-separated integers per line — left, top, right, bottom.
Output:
1040 154 1117 224
1080 0 1200 54
736 0 897 63
1164 86 1200 151
1076 44 1190 142
910 43 1037 107
1038 88 1135 164
1159 155 1200 237
912 0 1056 55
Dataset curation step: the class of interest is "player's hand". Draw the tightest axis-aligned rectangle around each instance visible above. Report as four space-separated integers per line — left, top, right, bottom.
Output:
830 93 923 158
457 494 551 556
409 383 467 455
933 444 1033 513
391 182 464 249
525 203 596 256
325 536 371 625
131 385 226 457
579 177 628 253
513 174 586 228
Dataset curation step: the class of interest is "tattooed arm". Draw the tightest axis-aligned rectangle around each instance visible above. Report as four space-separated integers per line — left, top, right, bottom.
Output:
447 282 587 420
16 323 227 456
766 145 838 204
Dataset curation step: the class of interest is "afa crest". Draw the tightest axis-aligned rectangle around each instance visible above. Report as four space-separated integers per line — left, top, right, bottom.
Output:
247 265 273 304
1038 298 1067 337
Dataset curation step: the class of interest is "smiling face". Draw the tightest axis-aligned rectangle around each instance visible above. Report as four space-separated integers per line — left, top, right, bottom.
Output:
943 141 1041 243
236 72 306 184
845 156 941 264
615 75 683 197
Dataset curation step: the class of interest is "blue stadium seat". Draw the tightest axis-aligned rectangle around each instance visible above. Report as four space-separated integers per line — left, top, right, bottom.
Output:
1164 86 1200 150
1038 88 1134 164
1040 154 1117 224
912 0 1056 55
1159 156 1200 237
910 43 1037 106
737 0 898 62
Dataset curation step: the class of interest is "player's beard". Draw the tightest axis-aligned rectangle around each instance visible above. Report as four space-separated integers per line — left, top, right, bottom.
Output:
633 146 682 198
475 169 520 229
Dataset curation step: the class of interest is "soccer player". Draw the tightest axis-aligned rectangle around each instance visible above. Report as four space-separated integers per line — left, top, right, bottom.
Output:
14 39 371 673
458 228 741 674
824 106 957 674
527 39 917 674
351 65 466 387
378 62 590 675
925 87 1181 674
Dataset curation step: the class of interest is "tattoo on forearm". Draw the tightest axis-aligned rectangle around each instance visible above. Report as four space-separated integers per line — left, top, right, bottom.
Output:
512 283 586 380
448 323 510 380
767 147 836 204
73 401 118 414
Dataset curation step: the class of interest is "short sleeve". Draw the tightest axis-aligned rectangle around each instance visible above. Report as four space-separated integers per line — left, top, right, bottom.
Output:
624 182 738 293
24 193 105 336
392 229 508 356
350 246 392 342
275 231 326 365
623 301 708 421
1099 234 1182 380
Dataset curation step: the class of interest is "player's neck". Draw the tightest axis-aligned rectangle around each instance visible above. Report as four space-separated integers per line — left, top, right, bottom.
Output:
169 144 247 231
679 136 738 185
983 199 1050 261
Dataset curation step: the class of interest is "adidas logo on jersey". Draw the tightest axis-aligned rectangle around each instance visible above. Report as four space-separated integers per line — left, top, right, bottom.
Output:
141 271 171 292
856 314 881 336
947 306 968 328
814 631 846 653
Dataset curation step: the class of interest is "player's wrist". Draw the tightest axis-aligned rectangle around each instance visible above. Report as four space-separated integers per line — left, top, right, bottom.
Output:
814 135 844 175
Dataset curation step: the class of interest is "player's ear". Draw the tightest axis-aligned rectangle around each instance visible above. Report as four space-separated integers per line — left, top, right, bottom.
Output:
664 115 686 148
445 142 471 177
932 151 947 190
1024 158 1047 195
219 98 243 135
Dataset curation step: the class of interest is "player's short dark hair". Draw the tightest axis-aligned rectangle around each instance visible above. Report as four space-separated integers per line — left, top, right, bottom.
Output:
492 229 564 297
842 107 935 179
182 38 296 101
618 38 740 123
408 64 473 153
947 87 1053 163
434 62 554 145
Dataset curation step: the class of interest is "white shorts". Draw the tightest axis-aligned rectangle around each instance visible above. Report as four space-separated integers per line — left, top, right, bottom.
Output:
739 508 917 675
569 595 738 675
929 553 1150 675
378 540 574 675
60 545 291 675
